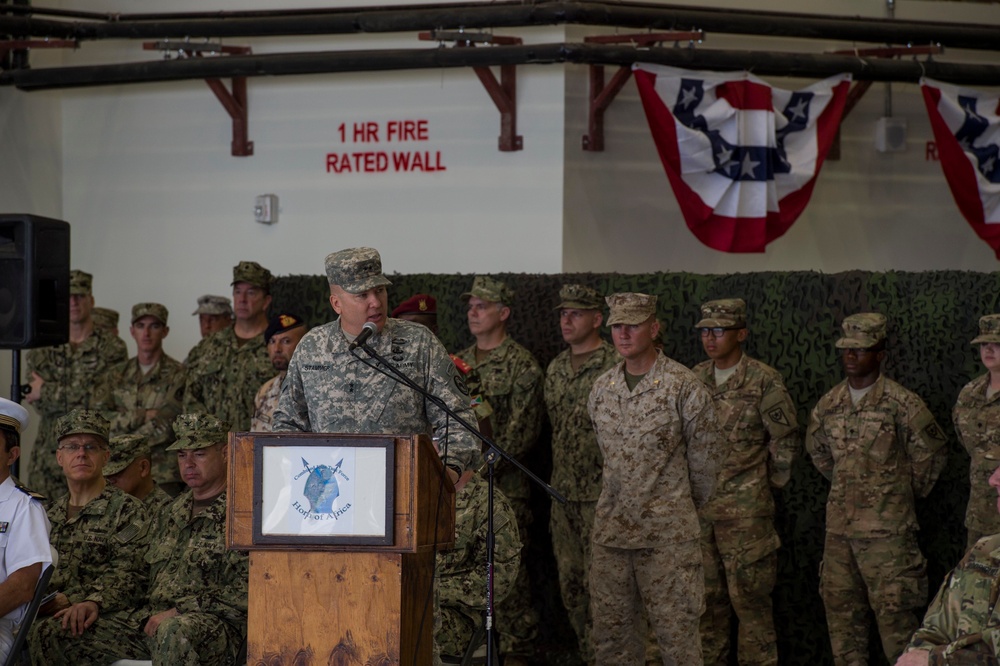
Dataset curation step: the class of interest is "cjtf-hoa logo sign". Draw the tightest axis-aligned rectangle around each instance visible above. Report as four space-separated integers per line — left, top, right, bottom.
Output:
292 457 352 521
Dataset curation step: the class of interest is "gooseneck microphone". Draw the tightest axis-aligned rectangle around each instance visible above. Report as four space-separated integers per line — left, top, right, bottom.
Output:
348 321 378 351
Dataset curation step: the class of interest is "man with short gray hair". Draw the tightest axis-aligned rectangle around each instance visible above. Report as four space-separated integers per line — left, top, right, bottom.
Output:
273 247 479 474
29 410 150 664
588 292 722 665
807 312 948 666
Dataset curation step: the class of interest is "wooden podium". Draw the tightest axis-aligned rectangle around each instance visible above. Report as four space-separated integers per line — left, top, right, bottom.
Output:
228 432 456 666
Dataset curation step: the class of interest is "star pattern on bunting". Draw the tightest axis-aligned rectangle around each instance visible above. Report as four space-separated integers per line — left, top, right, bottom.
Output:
954 94 1000 184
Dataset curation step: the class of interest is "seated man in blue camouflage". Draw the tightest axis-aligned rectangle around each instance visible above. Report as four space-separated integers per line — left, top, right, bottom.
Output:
896 452 1000 666
29 410 150 665
436 466 521 664
35 413 248 665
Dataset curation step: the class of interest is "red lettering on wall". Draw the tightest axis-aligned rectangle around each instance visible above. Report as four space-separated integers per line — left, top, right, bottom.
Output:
926 141 939 161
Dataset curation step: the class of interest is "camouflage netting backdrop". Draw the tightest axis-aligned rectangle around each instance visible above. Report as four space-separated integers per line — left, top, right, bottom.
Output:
272 270 1000 666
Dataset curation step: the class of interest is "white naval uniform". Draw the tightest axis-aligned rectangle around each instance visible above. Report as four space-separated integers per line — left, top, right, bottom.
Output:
0 475 52 662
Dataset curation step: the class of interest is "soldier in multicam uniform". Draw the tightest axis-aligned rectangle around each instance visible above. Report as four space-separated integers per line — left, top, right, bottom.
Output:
104 434 174 519
954 314 1000 548
0 398 53 665
454 275 544 664
184 262 275 431
807 313 949 666
588 293 722 665
273 247 479 475
691 299 799 666
436 469 522 664
191 294 234 342
33 413 249 665
97 302 186 495
25 270 127 499
29 410 150 665
896 451 1000 666
251 313 307 432
543 283 618 664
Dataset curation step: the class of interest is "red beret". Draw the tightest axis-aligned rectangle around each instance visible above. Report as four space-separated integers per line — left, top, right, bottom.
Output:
392 293 437 318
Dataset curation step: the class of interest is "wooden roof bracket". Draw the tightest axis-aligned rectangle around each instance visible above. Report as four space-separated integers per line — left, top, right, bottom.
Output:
0 38 76 70
582 31 703 151
419 30 523 151
827 44 942 160
143 41 254 157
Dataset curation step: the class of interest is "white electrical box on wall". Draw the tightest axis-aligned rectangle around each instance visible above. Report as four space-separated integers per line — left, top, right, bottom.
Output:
874 117 907 153
254 194 279 224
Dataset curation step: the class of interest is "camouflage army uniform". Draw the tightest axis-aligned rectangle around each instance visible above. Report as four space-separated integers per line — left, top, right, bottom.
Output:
25 328 127 498
954 373 1000 548
904 533 1000 665
435 473 522 660
273 317 480 473
588 353 722 665
251 372 284 432
35 490 248 666
98 354 186 488
455 335 544 656
692 353 799 666
183 326 273 431
807 374 948 665
142 484 175 522
544 338 618 662
29 485 150 665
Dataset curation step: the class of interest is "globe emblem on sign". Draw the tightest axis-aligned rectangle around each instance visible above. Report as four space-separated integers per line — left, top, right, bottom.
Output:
301 457 342 514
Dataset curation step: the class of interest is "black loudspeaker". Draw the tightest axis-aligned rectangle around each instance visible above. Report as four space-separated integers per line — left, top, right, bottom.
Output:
0 214 70 349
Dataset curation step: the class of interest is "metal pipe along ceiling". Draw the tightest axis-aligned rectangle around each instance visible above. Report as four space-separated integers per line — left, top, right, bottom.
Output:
2 1 1000 89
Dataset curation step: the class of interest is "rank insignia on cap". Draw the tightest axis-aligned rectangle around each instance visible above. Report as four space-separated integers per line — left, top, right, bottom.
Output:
279 314 297 328
419 299 428 312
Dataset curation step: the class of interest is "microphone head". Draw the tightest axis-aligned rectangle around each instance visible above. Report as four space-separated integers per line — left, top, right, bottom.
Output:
362 321 378 334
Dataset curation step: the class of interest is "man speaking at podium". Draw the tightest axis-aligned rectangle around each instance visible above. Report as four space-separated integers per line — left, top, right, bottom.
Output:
272 247 481 477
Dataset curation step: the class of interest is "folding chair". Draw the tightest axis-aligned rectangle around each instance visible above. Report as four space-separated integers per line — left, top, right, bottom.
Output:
3 563 54 666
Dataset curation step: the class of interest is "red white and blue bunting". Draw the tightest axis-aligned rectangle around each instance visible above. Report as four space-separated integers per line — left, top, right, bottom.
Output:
634 64 851 253
921 78 1000 259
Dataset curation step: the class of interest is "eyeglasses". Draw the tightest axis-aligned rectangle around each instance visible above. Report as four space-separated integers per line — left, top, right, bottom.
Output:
57 444 105 454
699 327 732 338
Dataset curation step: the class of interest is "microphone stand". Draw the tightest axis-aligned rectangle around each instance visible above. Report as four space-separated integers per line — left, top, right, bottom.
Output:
353 339 565 666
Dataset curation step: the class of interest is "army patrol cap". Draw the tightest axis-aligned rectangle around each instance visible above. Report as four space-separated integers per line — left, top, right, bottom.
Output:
192 295 233 317
54 409 110 444
392 294 437 317
104 434 151 476
324 247 393 294
92 307 119 330
461 276 514 305
971 314 1000 345
696 298 747 329
835 312 888 349
606 293 658 326
131 302 168 325
231 261 273 291
0 398 29 434
69 270 93 296
554 284 603 311
265 312 306 343
168 413 230 451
